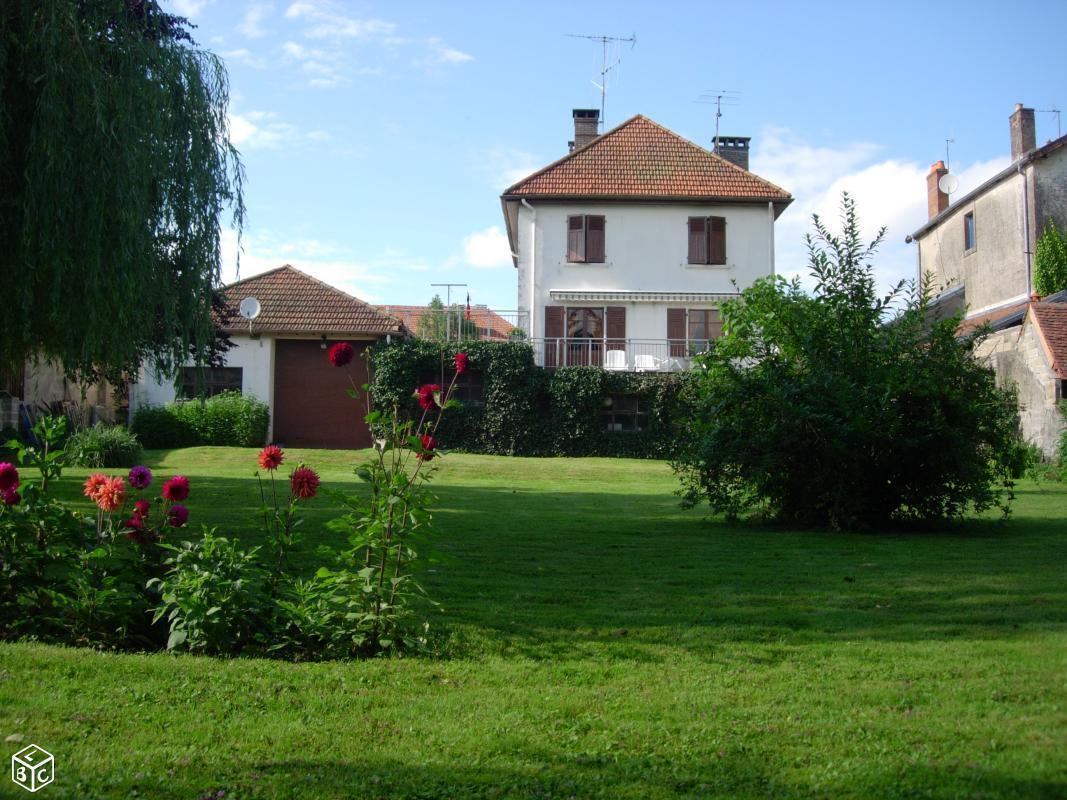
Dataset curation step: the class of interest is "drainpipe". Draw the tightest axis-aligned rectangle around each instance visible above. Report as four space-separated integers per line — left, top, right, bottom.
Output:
521 198 536 338
1018 162 1032 296
768 201 775 274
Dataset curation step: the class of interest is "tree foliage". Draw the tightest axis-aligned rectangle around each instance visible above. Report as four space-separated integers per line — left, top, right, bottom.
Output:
415 295 476 341
0 0 244 379
673 194 1023 529
1033 219 1067 297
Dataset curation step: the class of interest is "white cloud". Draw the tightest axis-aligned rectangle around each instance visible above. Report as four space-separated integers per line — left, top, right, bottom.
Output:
284 2 395 39
171 0 211 17
237 2 271 38
220 48 267 69
752 126 1008 298
479 148 544 189
462 226 512 269
419 38 473 65
228 110 330 150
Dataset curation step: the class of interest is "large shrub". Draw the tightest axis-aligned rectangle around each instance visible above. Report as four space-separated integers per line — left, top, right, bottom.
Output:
674 194 1022 529
1034 220 1067 297
132 392 268 449
65 424 144 468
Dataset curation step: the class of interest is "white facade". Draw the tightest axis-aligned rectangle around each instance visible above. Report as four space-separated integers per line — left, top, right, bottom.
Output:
516 201 778 342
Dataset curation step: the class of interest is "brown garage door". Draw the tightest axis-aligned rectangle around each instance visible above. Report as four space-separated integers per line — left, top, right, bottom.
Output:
273 339 372 449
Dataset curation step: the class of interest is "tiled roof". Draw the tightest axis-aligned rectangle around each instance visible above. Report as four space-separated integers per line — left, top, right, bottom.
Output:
957 298 1031 335
216 265 404 335
378 305 516 340
502 115 792 203
1031 302 1067 378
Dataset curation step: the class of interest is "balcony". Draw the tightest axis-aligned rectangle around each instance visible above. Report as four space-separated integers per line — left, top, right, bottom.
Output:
527 338 704 372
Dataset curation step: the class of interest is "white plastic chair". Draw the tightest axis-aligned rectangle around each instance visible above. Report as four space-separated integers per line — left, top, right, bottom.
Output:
604 350 628 371
634 354 660 372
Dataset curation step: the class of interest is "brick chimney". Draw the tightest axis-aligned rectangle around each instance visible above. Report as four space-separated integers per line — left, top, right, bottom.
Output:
714 136 751 171
927 160 949 219
570 109 599 151
1010 103 1036 161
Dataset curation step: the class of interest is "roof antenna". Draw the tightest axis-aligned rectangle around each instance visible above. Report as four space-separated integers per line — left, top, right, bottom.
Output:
1037 106 1061 139
945 138 954 171
696 90 741 154
565 32 637 132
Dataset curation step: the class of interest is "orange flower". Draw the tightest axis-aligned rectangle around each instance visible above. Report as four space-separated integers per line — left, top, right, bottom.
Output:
83 473 108 501
94 476 126 513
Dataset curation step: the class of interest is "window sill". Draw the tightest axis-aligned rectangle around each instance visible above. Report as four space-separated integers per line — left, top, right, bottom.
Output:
963 247 977 257
682 263 730 270
561 260 611 267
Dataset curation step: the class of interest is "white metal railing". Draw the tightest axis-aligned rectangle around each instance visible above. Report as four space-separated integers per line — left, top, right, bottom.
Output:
525 338 708 371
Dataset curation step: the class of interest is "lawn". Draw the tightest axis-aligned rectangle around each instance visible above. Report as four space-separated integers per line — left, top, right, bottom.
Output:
2 448 1066 799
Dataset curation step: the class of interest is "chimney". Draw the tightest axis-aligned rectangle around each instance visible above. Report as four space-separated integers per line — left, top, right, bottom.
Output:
571 109 599 151
714 136 751 171
927 160 949 219
1010 103 1036 161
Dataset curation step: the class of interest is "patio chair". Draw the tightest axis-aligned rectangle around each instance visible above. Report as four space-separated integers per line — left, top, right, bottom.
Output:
604 350 628 371
634 354 661 372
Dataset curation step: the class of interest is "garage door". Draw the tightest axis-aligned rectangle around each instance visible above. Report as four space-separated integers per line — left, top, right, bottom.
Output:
273 339 372 449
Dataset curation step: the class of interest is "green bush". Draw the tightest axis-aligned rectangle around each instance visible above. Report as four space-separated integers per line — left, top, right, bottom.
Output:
1034 220 1067 297
65 424 144 468
132 392 269 449
673 194 1022 529
370 340 690 458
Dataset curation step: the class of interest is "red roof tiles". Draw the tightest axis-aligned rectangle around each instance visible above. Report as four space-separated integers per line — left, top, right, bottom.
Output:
502 115 791 202
1031 302 1067 379
217 265 404 336
378 305 516 340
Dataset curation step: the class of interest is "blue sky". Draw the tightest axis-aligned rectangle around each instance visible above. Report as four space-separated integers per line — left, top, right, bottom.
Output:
169 0 1067 310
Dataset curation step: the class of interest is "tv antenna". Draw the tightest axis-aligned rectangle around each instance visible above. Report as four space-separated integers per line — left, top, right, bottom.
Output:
1037 106 1061 139
239 296 261 335
696 89 741 154
945 138 955 171
565 32 637 131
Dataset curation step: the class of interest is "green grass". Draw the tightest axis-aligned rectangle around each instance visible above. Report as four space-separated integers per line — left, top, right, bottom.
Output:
2 448 1066 799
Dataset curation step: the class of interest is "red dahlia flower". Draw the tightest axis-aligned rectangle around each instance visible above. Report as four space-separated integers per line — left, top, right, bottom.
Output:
0 462 18 493
290 466 320 500
417 383 441 411
2 488 19 506
258 444 284 471
454 352 469 374
162 476 190 502
167 504 189 528
328 341 354 367
133 499 151 519
416 434 438 461
128 465 153 490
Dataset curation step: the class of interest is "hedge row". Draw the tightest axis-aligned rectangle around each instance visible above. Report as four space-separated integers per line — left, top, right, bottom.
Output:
131 391 269 449
370 340 693 458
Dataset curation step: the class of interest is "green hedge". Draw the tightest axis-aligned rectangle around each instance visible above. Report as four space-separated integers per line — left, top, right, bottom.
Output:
370 341 691 458
132 392 269 449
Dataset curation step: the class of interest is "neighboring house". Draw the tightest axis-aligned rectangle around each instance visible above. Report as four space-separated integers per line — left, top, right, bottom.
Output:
129 264 406 449
908 104 1067 455
377 304 518 340
1 360 119 435
500 109 792 370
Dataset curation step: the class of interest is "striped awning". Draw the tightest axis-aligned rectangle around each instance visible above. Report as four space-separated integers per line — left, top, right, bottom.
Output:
548 290 739 304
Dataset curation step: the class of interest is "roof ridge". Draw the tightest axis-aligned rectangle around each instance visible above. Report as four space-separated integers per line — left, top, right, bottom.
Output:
221 263 292 291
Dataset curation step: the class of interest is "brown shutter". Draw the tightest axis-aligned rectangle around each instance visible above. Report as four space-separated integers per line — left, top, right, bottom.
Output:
709 216 726 264
667 308 686 357
688 217 707 264
567 216 585 262
544 306 565 368
606 306 625 351
586 215 606 262
708 308 724 340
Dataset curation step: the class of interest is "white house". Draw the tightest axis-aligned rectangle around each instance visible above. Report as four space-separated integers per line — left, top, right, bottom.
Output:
500 110 792 370
129 265 405 449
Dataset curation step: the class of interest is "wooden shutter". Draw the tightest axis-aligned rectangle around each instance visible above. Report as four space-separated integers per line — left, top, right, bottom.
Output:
708 308 724 340
586 215 606 262
544 306 564 368
667 308 686 357
567 216 585 262
709 216 726 264
688 217 707 264
606 306 626 352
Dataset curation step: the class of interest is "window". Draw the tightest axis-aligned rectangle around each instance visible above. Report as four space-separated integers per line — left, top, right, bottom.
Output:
566 215 606 263
181 367 242 398
688 216 726 265
668 308 723 356
964 211 976 252
603 394 647 432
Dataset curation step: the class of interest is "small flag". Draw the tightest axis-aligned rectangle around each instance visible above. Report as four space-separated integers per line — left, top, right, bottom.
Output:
465 292 471 321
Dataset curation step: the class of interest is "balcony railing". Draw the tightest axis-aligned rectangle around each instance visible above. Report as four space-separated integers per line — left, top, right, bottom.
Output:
526 338 707 371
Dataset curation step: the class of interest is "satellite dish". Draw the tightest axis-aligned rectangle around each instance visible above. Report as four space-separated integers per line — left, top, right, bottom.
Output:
938 173 959 195
239 297 261 320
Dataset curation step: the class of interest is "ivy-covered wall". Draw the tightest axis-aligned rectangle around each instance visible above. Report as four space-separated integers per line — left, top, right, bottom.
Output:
370 340 692 458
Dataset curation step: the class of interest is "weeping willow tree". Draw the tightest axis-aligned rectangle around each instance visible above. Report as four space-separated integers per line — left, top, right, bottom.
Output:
0 0 244 381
